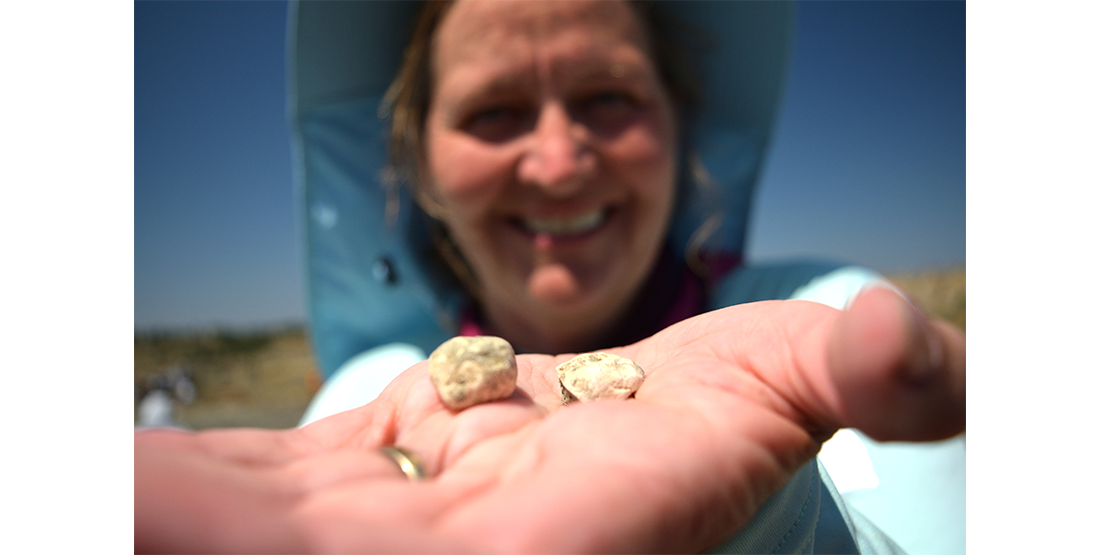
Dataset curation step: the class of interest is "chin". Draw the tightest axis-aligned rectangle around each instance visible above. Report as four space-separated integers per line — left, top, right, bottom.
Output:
527 279 628 327
526 263 612 308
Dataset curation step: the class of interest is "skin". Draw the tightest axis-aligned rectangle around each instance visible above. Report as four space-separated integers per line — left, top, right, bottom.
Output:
134 2 968 551
422 0 678 354
135 287 966 554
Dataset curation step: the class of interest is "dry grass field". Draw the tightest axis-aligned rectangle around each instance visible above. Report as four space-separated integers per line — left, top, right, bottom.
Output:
134 327 320 429
134 267 964 430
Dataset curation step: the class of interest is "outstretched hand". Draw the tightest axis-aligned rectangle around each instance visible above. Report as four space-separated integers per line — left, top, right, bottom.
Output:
135 287 964 554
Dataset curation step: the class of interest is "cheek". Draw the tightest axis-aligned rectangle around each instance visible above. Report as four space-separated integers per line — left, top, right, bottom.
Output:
609 122 678 205
425 131 511 218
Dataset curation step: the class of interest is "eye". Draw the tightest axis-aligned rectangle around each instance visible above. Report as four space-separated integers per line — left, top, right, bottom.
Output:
573 91 639 135
461 104 534 143
588 91 632 108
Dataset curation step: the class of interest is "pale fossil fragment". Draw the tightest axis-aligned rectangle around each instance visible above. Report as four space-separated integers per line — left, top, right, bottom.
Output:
557 352 645 404
429 336 517 410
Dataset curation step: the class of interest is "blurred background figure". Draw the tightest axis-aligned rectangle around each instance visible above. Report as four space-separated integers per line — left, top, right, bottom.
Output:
135 362 195 428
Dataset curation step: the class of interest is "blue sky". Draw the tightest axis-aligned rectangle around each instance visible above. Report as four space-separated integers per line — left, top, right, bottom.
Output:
134 0 965 331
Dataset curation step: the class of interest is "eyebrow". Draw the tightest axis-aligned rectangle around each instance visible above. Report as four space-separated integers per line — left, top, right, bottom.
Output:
561 60 649 83
474 72 538 98
433 70 537 122
487 59 652 96
434 56 656 118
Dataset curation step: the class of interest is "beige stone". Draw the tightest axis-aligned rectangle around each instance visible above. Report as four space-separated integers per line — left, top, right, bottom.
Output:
557 352 645 404
429 336 517 410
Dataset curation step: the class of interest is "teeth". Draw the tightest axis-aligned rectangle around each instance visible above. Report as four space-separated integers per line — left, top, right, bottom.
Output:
521 209 606 236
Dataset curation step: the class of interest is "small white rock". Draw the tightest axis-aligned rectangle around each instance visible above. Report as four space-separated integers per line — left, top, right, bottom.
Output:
557 352 645 404
429 336 517 410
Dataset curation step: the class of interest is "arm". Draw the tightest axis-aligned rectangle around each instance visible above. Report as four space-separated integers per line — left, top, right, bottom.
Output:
135 286 964 554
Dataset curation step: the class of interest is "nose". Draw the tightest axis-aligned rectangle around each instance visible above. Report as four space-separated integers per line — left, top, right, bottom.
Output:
516 102 591 196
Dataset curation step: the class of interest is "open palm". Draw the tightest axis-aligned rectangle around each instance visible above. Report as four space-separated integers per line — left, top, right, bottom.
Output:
135 287 965 554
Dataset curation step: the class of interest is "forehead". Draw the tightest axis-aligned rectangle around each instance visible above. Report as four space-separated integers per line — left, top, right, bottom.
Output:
431 0 653 83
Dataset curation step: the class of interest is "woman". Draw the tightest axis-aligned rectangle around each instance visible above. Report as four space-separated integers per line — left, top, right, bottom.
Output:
135 1 965 552
296 0 896 416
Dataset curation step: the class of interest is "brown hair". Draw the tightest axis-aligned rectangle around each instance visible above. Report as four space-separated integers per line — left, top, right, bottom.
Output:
380 1 455 222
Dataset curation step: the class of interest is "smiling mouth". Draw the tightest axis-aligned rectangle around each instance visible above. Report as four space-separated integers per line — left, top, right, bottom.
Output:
518 209 608 237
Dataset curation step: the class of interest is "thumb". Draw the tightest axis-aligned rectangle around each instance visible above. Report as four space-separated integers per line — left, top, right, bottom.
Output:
826 286 965 442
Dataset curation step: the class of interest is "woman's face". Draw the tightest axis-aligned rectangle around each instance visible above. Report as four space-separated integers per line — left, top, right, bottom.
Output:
423 0 678 347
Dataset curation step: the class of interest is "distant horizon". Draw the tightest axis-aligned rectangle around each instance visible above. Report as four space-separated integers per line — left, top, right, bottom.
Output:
133 265 967 336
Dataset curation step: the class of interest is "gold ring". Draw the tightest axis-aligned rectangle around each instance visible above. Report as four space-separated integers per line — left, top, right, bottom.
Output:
379 446 427 481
